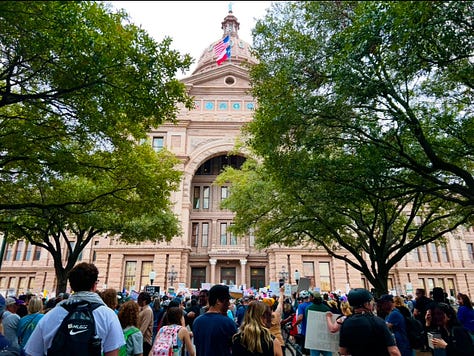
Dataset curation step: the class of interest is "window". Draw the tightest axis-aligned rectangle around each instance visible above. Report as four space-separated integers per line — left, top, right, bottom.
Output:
8 277 16 289
28 277 34 290
220 223 227 245
152 136 164 151
14 241 24 261
203 186 210 209
141 261 153 289
124 261 137 291
418 278 426 291
193 186 200 209
250 268 265 289
430 244 439 263
303 261 315 286
19 277 27 293
447 278 455 297
221 267 236 285
467 243 474 262
419 245 429 262
221 186 229 201
249 228 255 246
411 249 420 262
202 223 209 247
0 277 5 289
192 223 199 247
191 267 206 289
319 262 331 292
440 243 449 262
68 241 82 261
427 278 435 291
230 224 237 245
437 278 445 290
24 243 32 261
33 246 41 261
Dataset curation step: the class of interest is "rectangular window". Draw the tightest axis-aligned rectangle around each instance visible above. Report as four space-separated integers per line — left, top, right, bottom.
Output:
440 243 449 262
24 243 32 261
152 136 164 151
14 241 24 261
203 186 210 209
420 245 429 262
388 277 394 291
411 249 420 262
19 277 27 293
28 277 34 290
191 267 206 289
221 186 229 201
4 244 12 261
319 262 331 292
124 261 137 292
427 278 435 291
250 268 265 289
220 223 227 245
430 244 439 263
141 261 153 289
8 277 16 289
467 243 474 262
193 186 200 209
418 278 426 291
447 278 455 297
437 278 445 290
202 223 209 247
230 224 237 245
221 267 236 285
192 223 199 247
0 277 5 289
33 246 41 261
303 261 315 285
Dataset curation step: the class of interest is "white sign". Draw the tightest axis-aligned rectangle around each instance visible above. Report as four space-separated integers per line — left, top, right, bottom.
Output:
305 310 340 353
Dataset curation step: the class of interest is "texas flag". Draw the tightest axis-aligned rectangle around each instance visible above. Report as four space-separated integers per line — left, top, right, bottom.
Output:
215 35 231 65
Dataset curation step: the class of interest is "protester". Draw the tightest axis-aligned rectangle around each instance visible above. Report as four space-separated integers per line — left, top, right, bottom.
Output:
24 262 124 356
413 288 433 352
193 285 237 356
17 296 44 350
456 293 474 341
305 291 331 356
118 300 143 356
425 302 474 356
151 306 195 356
378 294 412 356
137 291 153 356
338 288 401 356
262 286 285 352
231 301 283 356
293 290 312 355
2 297 22 348
326 300 352 334
101 288 119 314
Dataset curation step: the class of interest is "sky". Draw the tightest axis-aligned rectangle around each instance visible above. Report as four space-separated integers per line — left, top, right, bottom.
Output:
108 1 274 77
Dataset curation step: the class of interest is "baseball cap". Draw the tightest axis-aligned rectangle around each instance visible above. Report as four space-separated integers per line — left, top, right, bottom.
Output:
5 297 23 306
379 294 394 303
262 298 275 308
209 284 231 301
299 290 310 299
311 291 322 299
347 288 373 307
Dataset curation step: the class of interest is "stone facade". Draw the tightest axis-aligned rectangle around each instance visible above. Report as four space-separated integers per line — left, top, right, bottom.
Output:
1 10 474 299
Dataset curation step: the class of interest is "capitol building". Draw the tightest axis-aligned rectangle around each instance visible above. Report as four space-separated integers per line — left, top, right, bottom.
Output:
1 9 473 299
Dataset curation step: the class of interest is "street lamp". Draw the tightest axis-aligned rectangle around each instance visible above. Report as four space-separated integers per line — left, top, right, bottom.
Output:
279 265 288 284
167 265 177 287
149 270 156 286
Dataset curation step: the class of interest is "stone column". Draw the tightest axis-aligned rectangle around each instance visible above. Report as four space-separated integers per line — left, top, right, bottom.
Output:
209 258 217 284
240 259 247 287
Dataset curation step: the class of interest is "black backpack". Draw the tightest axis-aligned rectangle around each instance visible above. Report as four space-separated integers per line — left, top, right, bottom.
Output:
47 301 102 356
404 315 425 350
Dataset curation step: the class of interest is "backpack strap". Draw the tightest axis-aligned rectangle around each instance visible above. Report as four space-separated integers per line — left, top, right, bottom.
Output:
124 326 140 339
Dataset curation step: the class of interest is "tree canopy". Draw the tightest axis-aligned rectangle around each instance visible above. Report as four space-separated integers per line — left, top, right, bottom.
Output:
0 1 194 292
218 1 474 294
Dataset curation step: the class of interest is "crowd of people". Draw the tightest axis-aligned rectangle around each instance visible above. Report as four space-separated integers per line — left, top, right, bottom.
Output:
0 262 473 356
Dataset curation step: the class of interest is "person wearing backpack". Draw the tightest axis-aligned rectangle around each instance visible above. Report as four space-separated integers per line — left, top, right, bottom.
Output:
24 262 125 356
151 306 195 356
118 300 143 356
378 294 412 356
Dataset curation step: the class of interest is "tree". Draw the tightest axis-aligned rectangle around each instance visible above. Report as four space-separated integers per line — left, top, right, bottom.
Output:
0 1 194 292
0 1 194 212
216 1 474 294
4 144 182 293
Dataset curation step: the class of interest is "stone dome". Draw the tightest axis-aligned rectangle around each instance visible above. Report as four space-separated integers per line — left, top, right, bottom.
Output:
192 9 258 75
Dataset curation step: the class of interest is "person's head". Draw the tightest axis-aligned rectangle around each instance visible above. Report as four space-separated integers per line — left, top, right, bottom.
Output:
393 295 406 308
340 301 352 316
208 285 231 313
5 297 22 313
432 287 445 303
262 297 275 309
311 291 323 304
457 293 473 309
101 288 118 310
347 288 374 311
166 306 184 325
415 288 426 299
429 303 458 329
299 290 311 301
27 297 43 314
118 300 139 329
137 291 151 307
68 262 99 292
235 301 273 354
377 294 395 317
198 289 209 307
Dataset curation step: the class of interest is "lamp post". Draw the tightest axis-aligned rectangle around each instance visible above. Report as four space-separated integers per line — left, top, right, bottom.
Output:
279 265 288 283
167 265 177 287
149 270 156 286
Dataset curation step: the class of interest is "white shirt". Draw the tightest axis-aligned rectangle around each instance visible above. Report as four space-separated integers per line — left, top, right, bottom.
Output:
24 302 124 356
